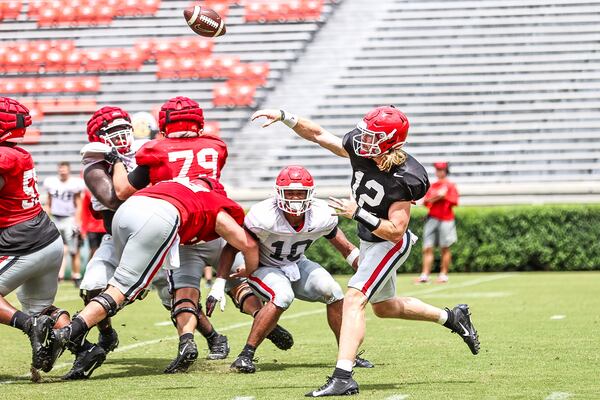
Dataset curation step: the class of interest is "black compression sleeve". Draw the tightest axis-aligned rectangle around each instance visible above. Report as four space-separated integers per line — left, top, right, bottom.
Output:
324 225 338 240
127 165 151 189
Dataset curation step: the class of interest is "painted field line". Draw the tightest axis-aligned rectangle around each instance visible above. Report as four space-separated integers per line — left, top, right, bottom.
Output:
385 394 409 400
421 291 512 299
545 392 571 400
550 315 566 320
0 308 327 384
1 275 509 384
402 273 516 298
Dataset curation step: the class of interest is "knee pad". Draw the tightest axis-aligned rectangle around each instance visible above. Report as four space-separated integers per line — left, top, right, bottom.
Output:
170 298 198 327
39 305 70 325
90 292 120 317
228 283 255 312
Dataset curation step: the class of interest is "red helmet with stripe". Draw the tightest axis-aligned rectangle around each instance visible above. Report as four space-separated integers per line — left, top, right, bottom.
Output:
87 106 133 153
0 97 32 144
158 96 204 137
353 105 409 157
275 165 315 216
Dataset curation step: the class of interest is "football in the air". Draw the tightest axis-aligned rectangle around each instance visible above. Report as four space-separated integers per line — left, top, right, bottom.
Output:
184 5 226 38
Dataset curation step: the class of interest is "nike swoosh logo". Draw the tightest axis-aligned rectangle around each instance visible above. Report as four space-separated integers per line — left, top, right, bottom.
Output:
393 173 403 178
85 360 99 373
180 344 188 356
458 322 470 336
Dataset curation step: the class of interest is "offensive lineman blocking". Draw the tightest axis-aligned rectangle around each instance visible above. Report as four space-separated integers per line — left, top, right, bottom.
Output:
252 106 481 397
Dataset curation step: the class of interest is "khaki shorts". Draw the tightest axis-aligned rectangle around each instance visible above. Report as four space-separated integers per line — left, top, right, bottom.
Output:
423 217 457 248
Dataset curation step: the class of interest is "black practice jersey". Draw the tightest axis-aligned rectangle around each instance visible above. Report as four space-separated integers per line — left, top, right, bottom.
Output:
343 128 430 242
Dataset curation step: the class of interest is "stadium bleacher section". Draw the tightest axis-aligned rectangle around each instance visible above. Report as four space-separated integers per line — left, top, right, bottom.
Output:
3 0 600 203
0 0 335 178
223 0 600 203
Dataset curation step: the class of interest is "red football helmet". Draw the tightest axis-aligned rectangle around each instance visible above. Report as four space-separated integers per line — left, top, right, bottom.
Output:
87 106 133 153
275 165 315 216
353 105 409 157
158 96 204 137
0 97 32 144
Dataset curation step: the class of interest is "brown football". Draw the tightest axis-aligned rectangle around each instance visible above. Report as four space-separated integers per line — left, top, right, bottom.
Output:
184 5 226 38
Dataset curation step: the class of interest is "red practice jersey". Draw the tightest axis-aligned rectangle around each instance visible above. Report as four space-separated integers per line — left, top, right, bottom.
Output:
424 179 459 221
135 135 227 184
0 146 42 228
135 179 244 245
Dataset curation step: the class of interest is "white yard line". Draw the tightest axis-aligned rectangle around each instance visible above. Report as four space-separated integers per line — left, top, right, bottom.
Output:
1 274 513 384
545 392 571 400
550 315 566 320
402 273 516 297
385 395 410 400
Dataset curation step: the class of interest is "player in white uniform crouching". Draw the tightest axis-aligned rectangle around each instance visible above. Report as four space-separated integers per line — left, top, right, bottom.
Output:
209 166 372 373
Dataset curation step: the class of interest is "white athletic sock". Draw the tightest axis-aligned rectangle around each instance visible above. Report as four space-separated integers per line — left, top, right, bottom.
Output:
336 359 354 372
437 309 449 325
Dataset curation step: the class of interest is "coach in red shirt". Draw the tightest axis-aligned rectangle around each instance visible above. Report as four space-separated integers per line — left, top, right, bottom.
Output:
416 162 459 284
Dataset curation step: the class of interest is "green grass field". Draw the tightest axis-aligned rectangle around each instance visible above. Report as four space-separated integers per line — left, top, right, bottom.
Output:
1 272 599 400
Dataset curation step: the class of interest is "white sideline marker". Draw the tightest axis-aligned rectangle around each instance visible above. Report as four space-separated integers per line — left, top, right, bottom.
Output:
385 395 409 400
545 392 571 400
550 315 566 320
232 397 255 400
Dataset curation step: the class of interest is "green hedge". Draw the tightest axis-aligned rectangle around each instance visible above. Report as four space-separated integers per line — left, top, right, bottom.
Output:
305 204 600 274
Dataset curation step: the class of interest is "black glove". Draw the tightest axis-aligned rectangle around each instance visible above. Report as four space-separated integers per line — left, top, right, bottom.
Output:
205 296 218 317
104 147 122 165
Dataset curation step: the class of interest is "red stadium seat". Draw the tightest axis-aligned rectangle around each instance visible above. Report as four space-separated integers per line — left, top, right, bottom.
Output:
203 120 220 137
21 128 41 144
243 0 323 23
226 62 269 86
213 81 257 107
1 1 23 20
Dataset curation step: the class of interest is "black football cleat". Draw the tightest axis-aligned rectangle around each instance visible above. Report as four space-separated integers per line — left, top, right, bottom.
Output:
207 333 230 360
28 315 53 370
164 337 198 373
305 376 359 397
354 350 374 368
446 304 480 355
266 324 294 351
230 355 256 373
42 326 70 372
63 344 106 380
98 328 119 353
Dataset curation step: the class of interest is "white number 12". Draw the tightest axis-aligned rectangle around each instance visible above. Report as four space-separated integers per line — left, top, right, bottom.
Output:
351 171 384 207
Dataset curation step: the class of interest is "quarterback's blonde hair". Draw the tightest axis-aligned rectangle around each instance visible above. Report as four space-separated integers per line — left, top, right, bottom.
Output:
377 148 407 172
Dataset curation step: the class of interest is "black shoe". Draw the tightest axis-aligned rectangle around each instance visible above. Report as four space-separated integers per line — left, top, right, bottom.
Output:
207 334 229 360
266 324 294 351
446 304 480 355
230 355 256 373
63 344 106 380
42 326 70 372
354 350 374 368
28 315 53 370
164 337 198 373
98 328 119 353
305 376 359 397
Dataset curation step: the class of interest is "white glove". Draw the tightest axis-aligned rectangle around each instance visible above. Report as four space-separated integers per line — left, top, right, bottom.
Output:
205 277 227 317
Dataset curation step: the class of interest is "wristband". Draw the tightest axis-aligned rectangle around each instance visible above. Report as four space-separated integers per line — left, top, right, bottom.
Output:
280 109 298 128
345 248 360 266
352 206 381 231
